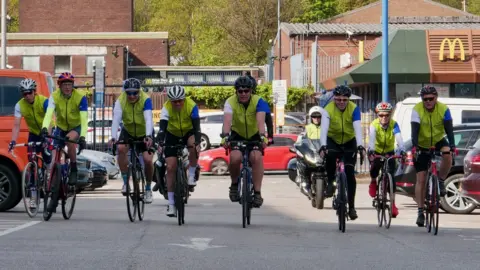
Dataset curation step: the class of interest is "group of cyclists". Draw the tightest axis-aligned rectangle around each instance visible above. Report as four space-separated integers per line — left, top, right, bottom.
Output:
8 71 457 228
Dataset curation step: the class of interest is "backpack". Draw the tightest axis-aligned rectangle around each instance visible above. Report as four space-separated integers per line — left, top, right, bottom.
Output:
317 89 334 108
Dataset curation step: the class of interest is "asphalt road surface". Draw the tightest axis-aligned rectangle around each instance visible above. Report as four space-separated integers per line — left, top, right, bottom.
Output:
1 174 480 270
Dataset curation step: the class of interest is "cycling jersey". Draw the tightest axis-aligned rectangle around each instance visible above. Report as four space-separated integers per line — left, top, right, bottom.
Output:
224 94 270 139
43 89 88 137
160 97 198 137
368 118 404 154
14 95 48 136
111 91 153 139
411 101 452 148
305 123 321 139
320 101 363 146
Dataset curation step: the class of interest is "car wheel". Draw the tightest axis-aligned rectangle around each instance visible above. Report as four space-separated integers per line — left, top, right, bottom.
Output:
0 164 20 212
211 159 228 175
440 174 476 214
200 134 210 152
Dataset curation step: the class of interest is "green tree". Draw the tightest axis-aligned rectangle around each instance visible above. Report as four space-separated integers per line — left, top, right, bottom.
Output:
292 0 339 23
7 0 19 32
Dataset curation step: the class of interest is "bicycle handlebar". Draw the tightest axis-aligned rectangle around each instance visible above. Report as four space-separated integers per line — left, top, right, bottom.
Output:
321 148 365 166
224 140 264 156
112 139 156 156
45 134 82 155
10 141 48 158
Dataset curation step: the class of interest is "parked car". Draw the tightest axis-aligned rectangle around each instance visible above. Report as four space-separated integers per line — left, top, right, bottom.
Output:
0 69 56 211
75 155 94 193
460 138 480 213
79 149 119 179
86 161 108 191
395 124 480 214
198 134 298 175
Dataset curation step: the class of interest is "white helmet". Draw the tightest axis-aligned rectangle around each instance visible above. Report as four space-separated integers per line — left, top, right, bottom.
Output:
308 106 322 117
19 78 37 92
167 85 186 101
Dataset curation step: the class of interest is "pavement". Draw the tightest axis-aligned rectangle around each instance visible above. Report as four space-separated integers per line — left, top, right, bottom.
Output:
1 174 480 270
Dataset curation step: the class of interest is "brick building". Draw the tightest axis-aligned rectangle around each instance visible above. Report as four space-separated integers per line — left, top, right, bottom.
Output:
6 0 168 86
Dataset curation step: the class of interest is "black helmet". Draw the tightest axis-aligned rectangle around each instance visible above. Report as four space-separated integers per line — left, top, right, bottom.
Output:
123 78 142 91
419 85 438 96
234 76 253 90
247 75 257 91
333 85 352 97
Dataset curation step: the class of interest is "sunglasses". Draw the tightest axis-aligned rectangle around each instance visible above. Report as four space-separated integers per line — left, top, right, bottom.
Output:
172 99 184 104
237 89 251 94
335 98 348 103
378 114 390 118
422 97 435 102
22 91 34 96
126 91 139 96
311 116 321 119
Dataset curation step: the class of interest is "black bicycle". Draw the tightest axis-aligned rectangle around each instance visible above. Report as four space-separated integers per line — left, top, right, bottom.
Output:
162 143 194 226
226 140 263 228
113 139 154 222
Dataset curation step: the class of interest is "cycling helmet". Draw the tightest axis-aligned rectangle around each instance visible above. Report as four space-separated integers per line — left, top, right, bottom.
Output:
333 85 352 97
123 78 142 91
57 72 75 85
167 85 186 100
234 76 253 90
375 102 393 114
419 85 438 96
19 78 37 92
308 106 322 117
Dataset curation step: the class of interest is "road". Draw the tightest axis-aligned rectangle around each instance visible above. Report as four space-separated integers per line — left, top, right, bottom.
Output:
1 174 479 270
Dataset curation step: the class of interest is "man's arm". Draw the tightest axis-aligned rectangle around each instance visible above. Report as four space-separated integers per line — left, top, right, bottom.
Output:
11 103 22 141
393 122 405 152
411 109 420 147
191 104 201 144
111 100 123 140
79 96 88 138
143 98 153 137
320 110 330 146
263 102 273 138
222 100 233 135
443 108 455 148
368 124 376 151
42 96 56 129
156 106 169 143
255 98 269 135
352 106 363 146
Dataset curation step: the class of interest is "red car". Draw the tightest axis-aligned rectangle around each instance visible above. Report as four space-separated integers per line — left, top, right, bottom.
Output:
461 139 480 212
198 134 298 175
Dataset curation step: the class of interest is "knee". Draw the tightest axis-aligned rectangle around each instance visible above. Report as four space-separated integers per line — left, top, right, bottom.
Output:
166 160 177 173
229 153 242 166
118 145 128 156
250 152 263 167
143 154 153 164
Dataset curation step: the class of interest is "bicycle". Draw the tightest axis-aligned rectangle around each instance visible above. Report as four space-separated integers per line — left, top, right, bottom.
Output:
226 140 263 228
43 134 81 221
113 139 154 223
324 148 363 233
416 147 453 235
161 143 194 226
371 154 404 229
11 141 51 218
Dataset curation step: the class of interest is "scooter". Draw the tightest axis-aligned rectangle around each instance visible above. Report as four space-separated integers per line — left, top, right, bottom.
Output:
289 138 328 209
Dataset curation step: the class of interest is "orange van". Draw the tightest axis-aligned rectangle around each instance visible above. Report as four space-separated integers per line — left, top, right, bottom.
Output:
0 70 55 211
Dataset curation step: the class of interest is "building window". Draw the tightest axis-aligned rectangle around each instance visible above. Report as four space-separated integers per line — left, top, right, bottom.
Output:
54 56 71 74
86 56 104 75
426 84 450 97
22 56 40 71
453 83 475 98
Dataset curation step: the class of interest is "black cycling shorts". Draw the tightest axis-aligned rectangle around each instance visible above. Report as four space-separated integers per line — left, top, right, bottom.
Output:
118 129 148 153
229 130 263 156
414 138 450 173
369 151 395 179
164 130 194 158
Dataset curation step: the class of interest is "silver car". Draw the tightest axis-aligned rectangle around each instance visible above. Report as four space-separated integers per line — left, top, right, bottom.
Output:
79 150 120 179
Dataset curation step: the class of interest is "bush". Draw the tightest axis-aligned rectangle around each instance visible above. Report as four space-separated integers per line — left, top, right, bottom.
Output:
185 83 314 111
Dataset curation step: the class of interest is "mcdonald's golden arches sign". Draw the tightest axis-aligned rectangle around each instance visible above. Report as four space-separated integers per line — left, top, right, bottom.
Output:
439 38 466 61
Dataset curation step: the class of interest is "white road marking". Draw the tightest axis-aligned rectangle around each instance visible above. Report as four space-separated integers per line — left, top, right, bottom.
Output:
0 221 41 237
169 238 226 251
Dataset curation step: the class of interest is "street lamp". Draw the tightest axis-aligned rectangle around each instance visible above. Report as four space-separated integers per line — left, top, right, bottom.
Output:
1 0 7 69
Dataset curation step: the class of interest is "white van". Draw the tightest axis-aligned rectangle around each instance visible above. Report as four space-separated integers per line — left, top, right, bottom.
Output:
393 97 480 141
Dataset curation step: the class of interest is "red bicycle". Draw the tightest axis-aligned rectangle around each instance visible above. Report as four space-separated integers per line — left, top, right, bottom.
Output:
43 134 81 221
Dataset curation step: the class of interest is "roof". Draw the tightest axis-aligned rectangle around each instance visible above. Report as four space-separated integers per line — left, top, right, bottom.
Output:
7 32 169 40
281 18 480 36
320 0 479 23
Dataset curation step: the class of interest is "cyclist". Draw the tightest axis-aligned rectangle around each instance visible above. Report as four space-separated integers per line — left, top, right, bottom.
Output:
156 85 201 217
367 102 405 218
305 106 324 139
319 85 365 220
110 78 155 204
41 72 87 212
8 79 53 208
220 76 273 208
411 85 456 227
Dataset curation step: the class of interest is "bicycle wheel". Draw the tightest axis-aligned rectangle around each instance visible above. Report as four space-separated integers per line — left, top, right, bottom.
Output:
61 166 77 220
430 175 440 235
43 165 59 221
376 175 384 227
22 162 39 218
337 173 346 233
246 169 252 225
241 168 248 228
126 166 137 222
137 168 145 221
174 167 185 226
384 173 393 229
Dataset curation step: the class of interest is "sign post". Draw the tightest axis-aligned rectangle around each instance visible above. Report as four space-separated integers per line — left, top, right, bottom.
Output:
272 80 287 134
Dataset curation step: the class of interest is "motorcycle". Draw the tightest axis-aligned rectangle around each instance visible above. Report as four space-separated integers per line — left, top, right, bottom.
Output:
288 138 328 209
